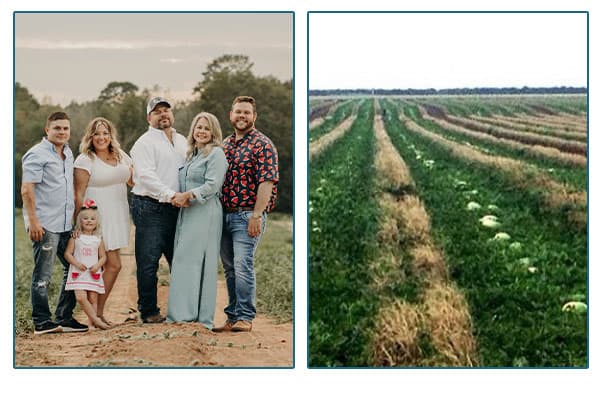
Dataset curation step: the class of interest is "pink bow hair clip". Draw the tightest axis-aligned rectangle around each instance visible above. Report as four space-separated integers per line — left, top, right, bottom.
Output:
82 199 98 210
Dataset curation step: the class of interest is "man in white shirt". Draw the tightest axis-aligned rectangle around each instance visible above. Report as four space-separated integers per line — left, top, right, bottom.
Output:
130 97 187 323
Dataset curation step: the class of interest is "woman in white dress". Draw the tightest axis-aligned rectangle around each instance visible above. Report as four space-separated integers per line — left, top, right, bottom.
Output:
74 117 133 325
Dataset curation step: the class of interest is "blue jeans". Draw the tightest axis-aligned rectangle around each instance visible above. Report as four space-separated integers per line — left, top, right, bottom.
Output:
220 211 266 322
30 230 76 326
130 195 179 319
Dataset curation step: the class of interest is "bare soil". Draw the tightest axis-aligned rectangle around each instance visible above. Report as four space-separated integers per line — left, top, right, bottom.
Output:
15 237 293 368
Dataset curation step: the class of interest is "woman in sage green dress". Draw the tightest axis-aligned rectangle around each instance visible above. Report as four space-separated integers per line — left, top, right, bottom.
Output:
166 112 228 329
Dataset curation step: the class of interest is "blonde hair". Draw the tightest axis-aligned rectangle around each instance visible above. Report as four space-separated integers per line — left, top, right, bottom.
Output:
79 117 123 161
74 208 102 237
186 112 223 160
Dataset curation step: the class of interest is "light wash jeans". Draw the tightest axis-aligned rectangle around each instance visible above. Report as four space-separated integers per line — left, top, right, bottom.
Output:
220 211 266 322
30 230 76 326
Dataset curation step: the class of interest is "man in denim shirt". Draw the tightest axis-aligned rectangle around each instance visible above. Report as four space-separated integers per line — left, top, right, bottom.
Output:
21 111 88 334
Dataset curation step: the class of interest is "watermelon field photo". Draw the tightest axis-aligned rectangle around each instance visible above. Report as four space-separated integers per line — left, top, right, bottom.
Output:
308 94 587 367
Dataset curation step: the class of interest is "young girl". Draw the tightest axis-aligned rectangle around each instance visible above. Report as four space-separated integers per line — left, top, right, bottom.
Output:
64 199 110 330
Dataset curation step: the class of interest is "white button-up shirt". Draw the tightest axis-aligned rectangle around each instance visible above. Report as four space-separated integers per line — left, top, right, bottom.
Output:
130 126 187 202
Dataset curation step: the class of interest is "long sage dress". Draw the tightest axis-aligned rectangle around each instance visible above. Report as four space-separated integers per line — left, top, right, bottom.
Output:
166 147 228 329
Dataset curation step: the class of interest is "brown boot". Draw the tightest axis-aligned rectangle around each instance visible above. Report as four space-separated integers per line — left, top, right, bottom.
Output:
231 320 252 332
212 321 235 332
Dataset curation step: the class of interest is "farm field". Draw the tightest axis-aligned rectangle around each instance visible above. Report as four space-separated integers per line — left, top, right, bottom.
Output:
308 95 588 367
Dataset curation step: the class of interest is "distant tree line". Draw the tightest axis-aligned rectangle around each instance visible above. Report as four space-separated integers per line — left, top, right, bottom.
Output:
309 86 587 97
14 54 293 214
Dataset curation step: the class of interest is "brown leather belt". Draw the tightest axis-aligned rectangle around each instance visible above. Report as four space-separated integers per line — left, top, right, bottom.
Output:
223 206 254 213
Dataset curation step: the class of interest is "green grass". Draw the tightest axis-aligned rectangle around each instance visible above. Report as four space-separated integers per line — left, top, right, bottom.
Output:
309 99 357 141
14 209 293 333
255 212 293 323
399 101 587 191
309 99 380 366
381 100 587 366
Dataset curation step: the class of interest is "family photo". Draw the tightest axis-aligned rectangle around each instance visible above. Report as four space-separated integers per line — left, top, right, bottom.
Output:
14 12 293 367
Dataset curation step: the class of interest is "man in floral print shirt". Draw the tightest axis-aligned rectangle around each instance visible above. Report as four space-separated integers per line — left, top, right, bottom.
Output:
214 96 279 333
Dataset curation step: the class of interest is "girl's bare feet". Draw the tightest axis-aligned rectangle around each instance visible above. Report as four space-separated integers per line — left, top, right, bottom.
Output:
98 315 113 326
93 318 110 330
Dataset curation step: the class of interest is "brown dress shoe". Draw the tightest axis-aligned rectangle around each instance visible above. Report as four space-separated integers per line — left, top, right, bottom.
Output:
231 320 252 332
212 321 235 332
142 314 166 323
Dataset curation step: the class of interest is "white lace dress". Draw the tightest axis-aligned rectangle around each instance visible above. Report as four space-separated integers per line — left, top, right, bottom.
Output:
74 150 132 250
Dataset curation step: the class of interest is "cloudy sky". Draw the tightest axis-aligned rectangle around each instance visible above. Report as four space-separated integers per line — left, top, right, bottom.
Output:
309 12 587 90
15 12 293 105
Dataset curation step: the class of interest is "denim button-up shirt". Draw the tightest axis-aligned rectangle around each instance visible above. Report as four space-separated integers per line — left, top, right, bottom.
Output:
22 138 74 232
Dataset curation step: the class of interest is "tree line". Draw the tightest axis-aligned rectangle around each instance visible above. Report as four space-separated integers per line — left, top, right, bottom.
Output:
14 55 293 214
310 86 587 97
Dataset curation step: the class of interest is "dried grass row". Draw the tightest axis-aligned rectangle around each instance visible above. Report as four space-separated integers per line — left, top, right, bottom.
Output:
419 109 587 168
374 114 414 189
308 115 357 160
371 281 478 366
370 108 478 366
470 114 587 142
421 282 478 366
516 112 587 131
401 113 587 228
371 300 423 366
309 117 325 130
497 114 587 133
443 113 587 156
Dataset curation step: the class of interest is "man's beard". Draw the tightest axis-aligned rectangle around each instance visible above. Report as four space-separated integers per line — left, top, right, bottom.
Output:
158 118 172 129
232 118 253 132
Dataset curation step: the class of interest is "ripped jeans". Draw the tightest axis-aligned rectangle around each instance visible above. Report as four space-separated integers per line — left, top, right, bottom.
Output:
30 230 76 326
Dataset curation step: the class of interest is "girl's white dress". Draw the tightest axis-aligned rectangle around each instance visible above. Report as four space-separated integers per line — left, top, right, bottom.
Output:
74 150 132 251
65 234 105 293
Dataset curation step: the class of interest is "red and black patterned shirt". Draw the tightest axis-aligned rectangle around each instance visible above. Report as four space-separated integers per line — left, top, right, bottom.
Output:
221 128 279 212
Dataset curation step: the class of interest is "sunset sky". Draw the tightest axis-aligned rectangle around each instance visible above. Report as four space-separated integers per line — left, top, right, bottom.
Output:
15 12 293 105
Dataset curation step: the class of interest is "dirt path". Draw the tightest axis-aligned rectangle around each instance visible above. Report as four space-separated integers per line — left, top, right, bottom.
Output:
15 234 293 367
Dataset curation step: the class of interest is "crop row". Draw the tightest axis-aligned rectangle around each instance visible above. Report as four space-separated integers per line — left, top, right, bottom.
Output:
379 98 587 366
309 99 357 141
309 99 379 366
468 115 587 141
400 103 587 191
416 95 587 117
423 108 587 156
401 107 586 230
369 102 477 366
309 99 338 121
309 114 356 160
509 113 587 132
